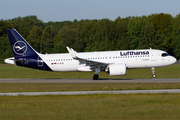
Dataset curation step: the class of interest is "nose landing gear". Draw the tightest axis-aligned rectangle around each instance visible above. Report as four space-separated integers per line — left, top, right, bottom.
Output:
151 67 156 78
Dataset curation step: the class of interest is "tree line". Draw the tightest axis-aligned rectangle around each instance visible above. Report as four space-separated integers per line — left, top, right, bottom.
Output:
0 13 180 63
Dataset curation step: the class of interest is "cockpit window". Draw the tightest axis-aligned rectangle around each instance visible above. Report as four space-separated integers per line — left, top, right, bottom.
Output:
162 53 170 57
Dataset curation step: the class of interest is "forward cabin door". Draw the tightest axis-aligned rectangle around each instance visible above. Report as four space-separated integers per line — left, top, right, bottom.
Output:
151 51 157 61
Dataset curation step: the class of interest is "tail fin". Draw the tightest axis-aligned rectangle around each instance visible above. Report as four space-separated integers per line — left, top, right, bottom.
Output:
6 29 38 58
6 29 52 71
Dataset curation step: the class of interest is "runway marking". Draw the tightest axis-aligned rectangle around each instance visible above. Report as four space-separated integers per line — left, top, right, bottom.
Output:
1 89 180 96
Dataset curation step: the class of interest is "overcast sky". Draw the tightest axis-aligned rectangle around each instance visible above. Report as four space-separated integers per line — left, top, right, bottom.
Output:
1 0 180 22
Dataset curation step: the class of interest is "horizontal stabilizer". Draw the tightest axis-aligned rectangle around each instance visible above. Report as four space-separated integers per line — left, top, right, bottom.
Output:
4 57 28 65
9 59 27 62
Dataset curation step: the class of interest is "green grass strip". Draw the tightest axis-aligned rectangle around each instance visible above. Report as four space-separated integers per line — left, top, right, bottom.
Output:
0 94 180 120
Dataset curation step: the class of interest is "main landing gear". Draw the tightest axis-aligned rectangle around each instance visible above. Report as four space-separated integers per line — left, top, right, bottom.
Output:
93 68 100 80
151 67 156 78
93 74 99 80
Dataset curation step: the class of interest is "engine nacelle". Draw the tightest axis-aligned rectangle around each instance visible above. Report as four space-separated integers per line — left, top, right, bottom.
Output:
109 63 126 76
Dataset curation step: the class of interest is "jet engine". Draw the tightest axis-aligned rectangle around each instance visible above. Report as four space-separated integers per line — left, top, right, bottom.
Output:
109 63 126 76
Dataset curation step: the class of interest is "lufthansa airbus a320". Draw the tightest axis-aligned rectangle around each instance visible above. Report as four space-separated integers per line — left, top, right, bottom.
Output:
5 29 177 79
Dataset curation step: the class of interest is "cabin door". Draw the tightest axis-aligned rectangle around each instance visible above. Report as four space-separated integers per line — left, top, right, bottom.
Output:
38 57 43 67
151 51 157 61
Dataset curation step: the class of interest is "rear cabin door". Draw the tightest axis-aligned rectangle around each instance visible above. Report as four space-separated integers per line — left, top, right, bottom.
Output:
38 57 43 67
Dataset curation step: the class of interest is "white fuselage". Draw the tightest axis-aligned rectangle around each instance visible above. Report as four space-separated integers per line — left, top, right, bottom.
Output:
39 49 176 72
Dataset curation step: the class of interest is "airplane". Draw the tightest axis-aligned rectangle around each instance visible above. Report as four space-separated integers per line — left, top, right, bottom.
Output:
4 29 177 80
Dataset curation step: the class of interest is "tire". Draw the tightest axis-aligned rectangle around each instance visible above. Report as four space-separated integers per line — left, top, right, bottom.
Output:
93 74 99 80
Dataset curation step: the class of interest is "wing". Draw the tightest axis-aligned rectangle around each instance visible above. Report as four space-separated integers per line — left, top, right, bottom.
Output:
66 46 108 67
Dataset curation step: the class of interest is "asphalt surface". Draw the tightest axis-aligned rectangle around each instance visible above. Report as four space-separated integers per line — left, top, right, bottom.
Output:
1 78 180 96
0 89 180 96
0 78 180 83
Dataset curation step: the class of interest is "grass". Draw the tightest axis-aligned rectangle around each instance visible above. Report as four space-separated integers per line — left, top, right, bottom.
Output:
0 83 180 92
1 64 180 119
0 94 180 120
0 64 180 78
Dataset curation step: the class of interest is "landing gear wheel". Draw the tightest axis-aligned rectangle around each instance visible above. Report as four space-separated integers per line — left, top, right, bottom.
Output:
93 74 99 80
151 67 156 78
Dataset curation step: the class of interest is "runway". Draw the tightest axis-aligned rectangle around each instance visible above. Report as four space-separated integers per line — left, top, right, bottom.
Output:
0 89 180 96
0 78 180 83
1 78 180 96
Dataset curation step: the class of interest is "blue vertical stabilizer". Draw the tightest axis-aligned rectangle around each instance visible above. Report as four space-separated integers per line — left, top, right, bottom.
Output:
6 29 52 71
6 29 38 58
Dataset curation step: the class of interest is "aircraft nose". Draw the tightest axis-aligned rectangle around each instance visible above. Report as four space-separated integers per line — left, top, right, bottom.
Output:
174 57 177 63
170 57 177 64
